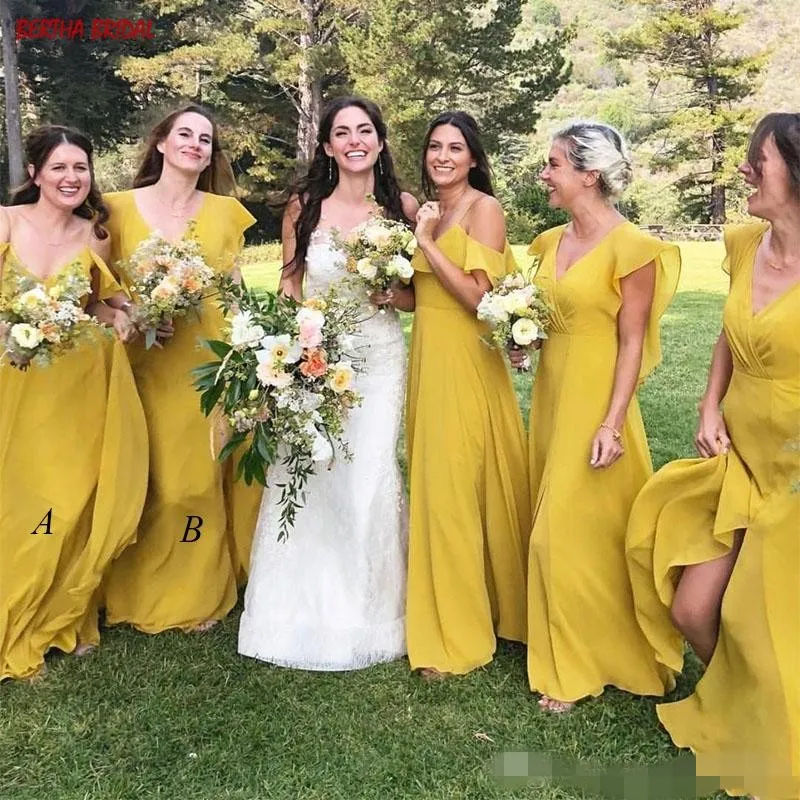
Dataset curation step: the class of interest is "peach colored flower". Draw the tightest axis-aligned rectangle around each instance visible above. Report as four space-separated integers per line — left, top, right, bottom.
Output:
299 347 328 378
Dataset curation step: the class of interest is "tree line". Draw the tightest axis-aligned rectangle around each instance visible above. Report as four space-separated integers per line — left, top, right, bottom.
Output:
1 0 767 237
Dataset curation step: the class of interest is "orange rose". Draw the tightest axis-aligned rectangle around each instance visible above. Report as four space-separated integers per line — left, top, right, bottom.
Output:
299 347 328 378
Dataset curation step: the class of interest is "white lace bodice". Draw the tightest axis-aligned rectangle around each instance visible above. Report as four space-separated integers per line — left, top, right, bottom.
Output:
306 227 405 374
239 225 409 672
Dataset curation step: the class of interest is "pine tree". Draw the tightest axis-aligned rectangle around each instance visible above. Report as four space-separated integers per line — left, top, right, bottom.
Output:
607 0 766 223
339 0 572 182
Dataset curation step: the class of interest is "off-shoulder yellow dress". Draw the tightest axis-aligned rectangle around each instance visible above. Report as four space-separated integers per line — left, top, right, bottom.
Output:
405 224 530 674
526 221 680 702
627 223 800 799
102 191 262 633
0 244 147 680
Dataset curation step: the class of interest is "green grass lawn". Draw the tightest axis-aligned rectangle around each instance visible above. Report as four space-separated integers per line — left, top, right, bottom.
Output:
0 242 729 799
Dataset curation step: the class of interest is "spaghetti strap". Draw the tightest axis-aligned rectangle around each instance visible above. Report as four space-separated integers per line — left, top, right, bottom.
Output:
456 193 490 225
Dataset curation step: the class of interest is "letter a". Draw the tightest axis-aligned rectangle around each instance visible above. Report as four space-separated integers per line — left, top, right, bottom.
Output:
181 516 203 542
31 509 54 535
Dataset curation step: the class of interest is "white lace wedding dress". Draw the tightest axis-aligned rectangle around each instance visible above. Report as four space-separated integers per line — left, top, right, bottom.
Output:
238 226 408 670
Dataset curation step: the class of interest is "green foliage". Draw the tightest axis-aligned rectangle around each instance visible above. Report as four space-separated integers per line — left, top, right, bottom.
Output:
606 0 767 223
340 0 573 183
14 0 150 146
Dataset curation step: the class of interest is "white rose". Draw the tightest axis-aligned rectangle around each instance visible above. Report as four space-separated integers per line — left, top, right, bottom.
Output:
364 225 392 249
355 258 378 281
390 255 414 281
511 317 540 346
10 323 44 349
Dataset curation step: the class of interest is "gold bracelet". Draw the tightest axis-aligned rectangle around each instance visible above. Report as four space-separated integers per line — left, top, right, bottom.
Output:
599 422 623 443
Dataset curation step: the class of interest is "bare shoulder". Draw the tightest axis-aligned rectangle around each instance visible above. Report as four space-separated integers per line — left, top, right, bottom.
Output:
400 192 420 220
463 193 506 251
0 206 12 243
89 229 112 261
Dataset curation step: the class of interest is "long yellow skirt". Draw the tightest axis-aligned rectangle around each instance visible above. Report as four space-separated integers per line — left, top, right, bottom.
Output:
405 290 529 674
103 303 262 633
0 338 148 680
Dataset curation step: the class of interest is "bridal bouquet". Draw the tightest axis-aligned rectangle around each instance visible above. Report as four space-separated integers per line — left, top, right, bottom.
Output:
476 264 551 367
121 225 215 348
0 261 100 370
193 276 363 540
333 212 416 310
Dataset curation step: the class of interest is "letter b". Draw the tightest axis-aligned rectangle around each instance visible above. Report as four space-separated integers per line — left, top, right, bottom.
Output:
181 515 203 542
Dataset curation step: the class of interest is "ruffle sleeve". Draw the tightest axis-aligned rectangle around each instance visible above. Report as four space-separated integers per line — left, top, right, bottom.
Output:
722 222 769 278
611 227 681 382
220 197 256 272
464 235 516 285
89 250 125 300
410 227 515 286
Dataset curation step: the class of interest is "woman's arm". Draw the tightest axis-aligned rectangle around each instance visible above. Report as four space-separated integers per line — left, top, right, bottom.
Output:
415 195 502 313
694 331 734 457
591 261 656 468
278 197 304 302
85 235 138 342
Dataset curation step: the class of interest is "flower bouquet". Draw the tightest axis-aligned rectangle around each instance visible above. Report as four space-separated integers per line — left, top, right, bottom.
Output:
0 261 100 370
333 211 415 311
476 263 551 369
120 225 215 348
193 276 364 540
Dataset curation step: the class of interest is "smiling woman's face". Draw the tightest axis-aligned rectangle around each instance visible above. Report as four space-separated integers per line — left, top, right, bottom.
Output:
323 105 383 176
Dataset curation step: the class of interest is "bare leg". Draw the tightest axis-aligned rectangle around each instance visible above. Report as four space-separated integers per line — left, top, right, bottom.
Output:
670 529 745 665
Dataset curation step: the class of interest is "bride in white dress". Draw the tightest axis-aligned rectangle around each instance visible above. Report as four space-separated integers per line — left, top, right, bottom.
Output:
238 96 419 670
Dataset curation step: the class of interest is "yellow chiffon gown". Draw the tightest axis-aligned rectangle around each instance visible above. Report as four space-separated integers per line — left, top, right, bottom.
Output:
405 225 530 674
526 221 680 702
0 244 147 680
627 223 800 799
102 191 262 633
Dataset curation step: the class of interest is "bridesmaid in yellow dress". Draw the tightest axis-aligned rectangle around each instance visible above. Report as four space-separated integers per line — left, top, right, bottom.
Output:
102 105 261 634
0 125 146 680
627 113 800 799
406 111 530 678
517 121 681 712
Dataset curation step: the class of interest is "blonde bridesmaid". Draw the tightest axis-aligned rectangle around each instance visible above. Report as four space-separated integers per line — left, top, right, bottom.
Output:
0 126 146 680
406 111 530 678
516 121 680 712
103 105 261 634
627 113 800 799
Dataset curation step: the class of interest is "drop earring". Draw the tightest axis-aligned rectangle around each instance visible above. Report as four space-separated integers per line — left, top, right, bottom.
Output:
328 158 334 182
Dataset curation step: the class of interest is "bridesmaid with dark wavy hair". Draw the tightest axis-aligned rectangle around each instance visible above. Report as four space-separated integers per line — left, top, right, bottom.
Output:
405 111 530 678
103 105 260 635
0 125 146 681
239 95 419 671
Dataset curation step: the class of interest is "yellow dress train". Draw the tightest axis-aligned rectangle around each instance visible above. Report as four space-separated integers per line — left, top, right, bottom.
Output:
627 223 800 799
405 225 530 675
0 245 147 680
526 222 680 702
102 191 263 633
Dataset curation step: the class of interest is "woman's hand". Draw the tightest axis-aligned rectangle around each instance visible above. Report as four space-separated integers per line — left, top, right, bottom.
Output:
508 345 531 371
369 287 396 308
153 316 175 348
112 309 138 343
590 424 624 469
695 402 731 458
415 202 441 246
